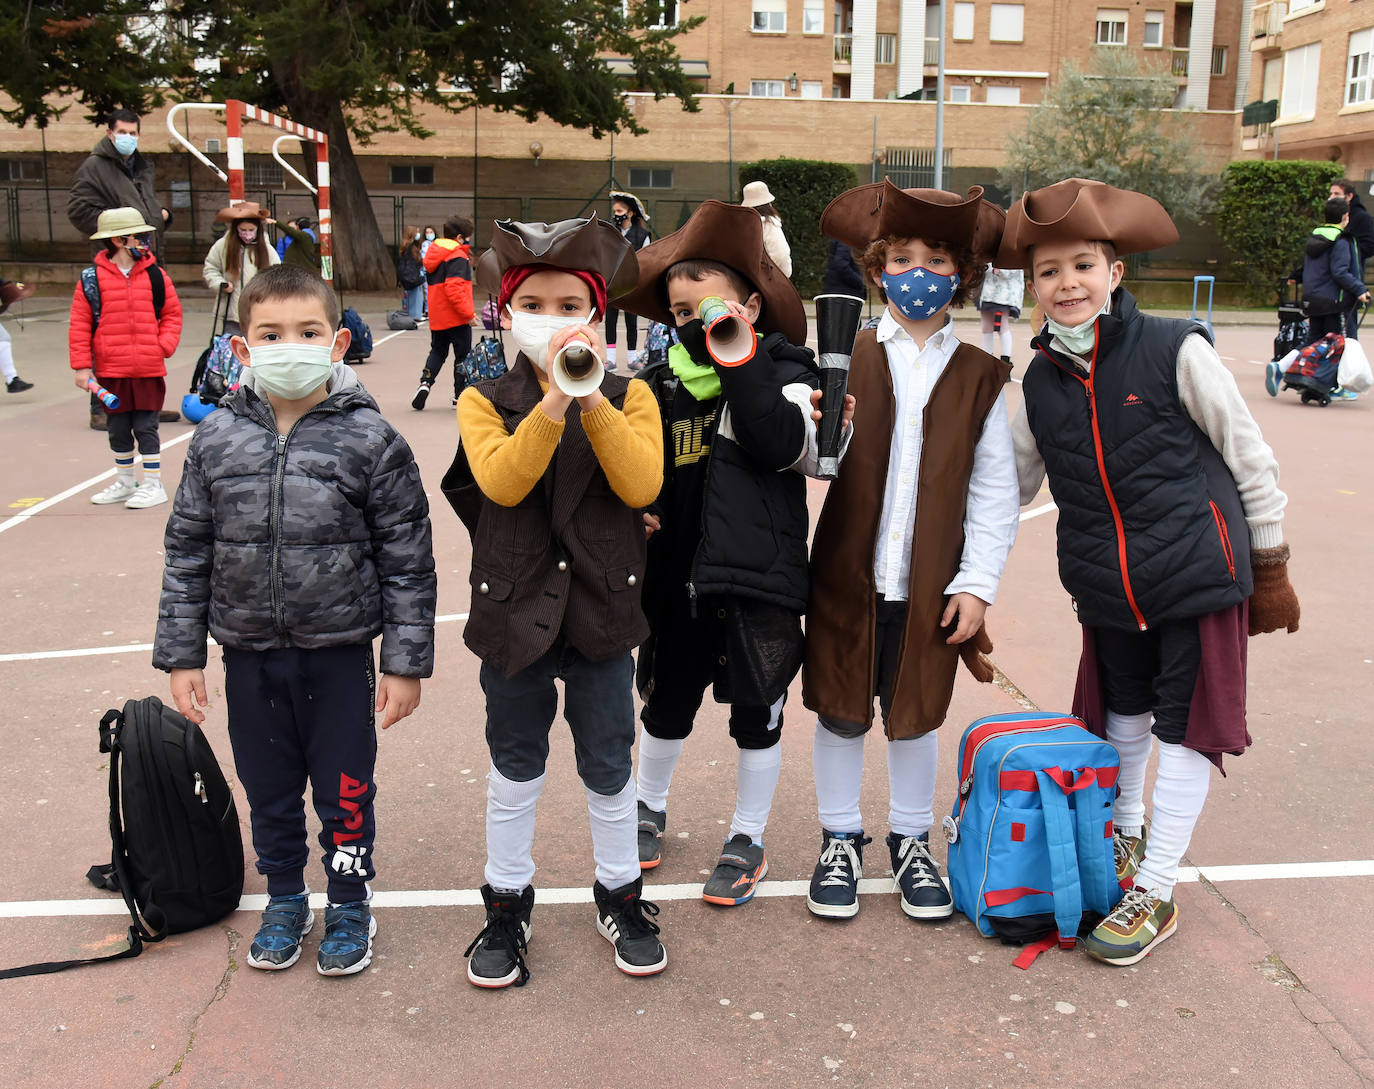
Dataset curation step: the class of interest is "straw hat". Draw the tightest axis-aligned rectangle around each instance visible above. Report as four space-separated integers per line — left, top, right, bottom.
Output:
820 180 1005 262
612 200 806 344
89 207 158 239
214 201 271 224
741 181 776 208
996 178 1178 268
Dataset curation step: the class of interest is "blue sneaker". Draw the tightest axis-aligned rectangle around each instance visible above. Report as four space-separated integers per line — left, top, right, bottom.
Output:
1265 360 1282 397
247 893 314 971
806 829 871 919
316 901 376 976
1332 385 1359 401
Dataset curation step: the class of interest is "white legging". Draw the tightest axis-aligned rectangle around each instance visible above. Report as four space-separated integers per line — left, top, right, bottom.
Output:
980 308 1015 358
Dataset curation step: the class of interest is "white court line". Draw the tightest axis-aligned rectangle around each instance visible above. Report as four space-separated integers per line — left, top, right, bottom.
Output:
2 860 1371 919
0 614 470 663
1020 501 1057 521
0 429 195 536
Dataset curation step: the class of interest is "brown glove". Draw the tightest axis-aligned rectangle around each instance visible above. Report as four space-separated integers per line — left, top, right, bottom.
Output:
1249 543 1300 636
959 623 996 683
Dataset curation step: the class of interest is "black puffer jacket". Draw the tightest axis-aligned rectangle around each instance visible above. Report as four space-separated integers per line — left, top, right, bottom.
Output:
154 362 436 677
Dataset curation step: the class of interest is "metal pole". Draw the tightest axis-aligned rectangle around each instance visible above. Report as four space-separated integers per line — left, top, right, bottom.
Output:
728 104 734 199
472 110 478 246
40 126 53 243
934 0 946 188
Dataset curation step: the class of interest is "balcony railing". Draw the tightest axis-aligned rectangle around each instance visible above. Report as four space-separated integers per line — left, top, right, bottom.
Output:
1252 0 1286 45
834 34 852 62
1172 47 1189 76
925 37 938 65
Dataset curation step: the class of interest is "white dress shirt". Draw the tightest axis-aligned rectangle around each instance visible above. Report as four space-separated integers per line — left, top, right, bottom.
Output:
872 309 1020 604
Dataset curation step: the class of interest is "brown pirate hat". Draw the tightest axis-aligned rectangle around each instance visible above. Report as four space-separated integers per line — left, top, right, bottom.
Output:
473 214 639 299
996 178 1178 267
214 201 271 223
611 200 806 344
820 180 1005 261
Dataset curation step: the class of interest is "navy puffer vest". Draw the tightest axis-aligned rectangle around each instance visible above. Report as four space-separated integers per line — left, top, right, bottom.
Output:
1023 289 1251 631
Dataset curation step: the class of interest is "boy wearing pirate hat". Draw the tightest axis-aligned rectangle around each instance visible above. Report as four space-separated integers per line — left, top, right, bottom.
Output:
444 215 667 987
802 181 1020 923
1001 179 1298 965
614 200 843 906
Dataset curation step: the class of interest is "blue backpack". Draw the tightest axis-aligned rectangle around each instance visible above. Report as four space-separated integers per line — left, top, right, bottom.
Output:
458 335 508 385
945 711 1123 964
340 306 373 360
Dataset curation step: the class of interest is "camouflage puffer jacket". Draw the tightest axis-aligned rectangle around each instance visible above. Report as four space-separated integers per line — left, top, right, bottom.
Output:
154 361 436 677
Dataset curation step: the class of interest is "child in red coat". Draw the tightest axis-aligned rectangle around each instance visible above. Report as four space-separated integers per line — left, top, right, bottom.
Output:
70 207 183 509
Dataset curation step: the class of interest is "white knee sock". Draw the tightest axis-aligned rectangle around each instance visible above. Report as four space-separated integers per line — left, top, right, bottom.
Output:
605 343 619 367
887 731 939 837
813 722 865 834
0 337 16 382
732 745 782 844
1134 741 1211 899
586 777 640 891
484 765 545 892
999 325 1014 357
1106 710 1154 838
981 330 996 354
635 731 684 813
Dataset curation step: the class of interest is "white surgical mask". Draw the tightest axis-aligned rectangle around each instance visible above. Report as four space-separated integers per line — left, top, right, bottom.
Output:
1047 298 1111 357
245 336 336 400
112 133 138 157
507 308 593 371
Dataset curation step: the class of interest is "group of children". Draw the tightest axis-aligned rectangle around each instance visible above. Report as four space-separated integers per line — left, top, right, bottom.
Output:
141 174 1299 985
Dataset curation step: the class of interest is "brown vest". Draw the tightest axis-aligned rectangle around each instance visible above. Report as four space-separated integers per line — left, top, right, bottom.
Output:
459 359 650 676
802 329 1010 739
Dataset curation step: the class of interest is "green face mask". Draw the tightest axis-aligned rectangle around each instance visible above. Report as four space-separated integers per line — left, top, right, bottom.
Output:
1047 299 1111 356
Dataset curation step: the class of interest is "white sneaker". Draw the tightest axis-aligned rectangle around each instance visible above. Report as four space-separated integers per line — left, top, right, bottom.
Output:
124 480 167 509
91 478 138 505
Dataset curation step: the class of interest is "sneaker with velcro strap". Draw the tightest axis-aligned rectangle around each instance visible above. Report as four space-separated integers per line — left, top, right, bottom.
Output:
806 829 871 919
465 884 534 988
638 801 666 870
316 900 377 976
594 876 667 977
90 478 138 505
246 892 314 970
701 834 767 906
1083 887 1178 966
124 480 167 509
887 831 954 920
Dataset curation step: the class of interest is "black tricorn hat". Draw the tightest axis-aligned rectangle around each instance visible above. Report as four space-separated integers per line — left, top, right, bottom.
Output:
611 199 806 344
474 215 639 299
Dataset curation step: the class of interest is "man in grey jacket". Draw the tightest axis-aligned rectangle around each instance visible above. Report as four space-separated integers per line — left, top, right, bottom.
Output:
68 108 170 255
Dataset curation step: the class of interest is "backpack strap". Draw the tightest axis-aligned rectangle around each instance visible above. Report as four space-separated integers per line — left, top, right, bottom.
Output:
149 264 166 321
1032 768 1086 944
80 266 101 334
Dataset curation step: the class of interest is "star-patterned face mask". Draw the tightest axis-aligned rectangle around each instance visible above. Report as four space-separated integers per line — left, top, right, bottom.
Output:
881 265 959 321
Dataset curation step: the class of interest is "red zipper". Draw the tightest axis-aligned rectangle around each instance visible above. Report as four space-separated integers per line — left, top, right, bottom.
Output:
1070 332 1148 631
957 714 1082 792
1209 500 1236 579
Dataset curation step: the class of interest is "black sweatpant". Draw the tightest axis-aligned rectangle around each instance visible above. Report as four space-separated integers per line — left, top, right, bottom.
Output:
418 324 473 399
105 409 159 457
222 643 379 904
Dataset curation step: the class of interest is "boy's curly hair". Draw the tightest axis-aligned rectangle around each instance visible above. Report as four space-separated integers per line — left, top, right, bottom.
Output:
860 235 985 309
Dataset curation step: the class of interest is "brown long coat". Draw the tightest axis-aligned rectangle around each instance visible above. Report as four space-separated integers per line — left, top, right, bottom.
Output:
802 330 1010 739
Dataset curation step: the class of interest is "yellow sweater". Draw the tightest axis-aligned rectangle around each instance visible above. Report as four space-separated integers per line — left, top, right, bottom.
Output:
456 379 664 510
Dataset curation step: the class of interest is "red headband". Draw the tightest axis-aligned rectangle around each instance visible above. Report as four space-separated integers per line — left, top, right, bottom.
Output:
498 264 607 319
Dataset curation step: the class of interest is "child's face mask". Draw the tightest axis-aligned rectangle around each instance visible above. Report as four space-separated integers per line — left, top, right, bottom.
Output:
882 265 959 321
424 231 435 240
123 236 151 260
243 334 337 400
506 307 594 371
236 224 259 244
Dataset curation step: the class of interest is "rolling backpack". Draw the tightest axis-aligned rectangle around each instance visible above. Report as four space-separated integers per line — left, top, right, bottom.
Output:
0 697 244 979
944 711 1123 968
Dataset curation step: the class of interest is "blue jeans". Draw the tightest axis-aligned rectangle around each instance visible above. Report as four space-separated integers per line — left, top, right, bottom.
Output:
480 640 635 794
404 284 426 319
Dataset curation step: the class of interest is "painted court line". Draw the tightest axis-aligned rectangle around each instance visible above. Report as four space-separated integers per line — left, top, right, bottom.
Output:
2 860 1371 920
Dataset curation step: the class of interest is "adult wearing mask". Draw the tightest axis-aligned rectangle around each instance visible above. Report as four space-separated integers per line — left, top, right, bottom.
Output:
203 203 280 336
741 181 792 279
1329 180 1374 336
603 191 652 370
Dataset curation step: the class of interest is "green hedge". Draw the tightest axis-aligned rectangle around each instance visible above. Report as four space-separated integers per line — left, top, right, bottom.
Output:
1216 160 1344 303
738 158 859 299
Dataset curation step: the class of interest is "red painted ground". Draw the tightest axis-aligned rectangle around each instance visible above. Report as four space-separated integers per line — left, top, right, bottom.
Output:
0 294 1369 1088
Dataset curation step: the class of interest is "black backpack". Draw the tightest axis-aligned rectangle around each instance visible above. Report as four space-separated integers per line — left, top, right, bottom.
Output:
0 697 244 979
397 250 425 290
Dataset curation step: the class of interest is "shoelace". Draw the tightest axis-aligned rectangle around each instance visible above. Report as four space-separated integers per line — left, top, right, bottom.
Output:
1112 831 1135 868
1107 887 1157 925
614 895 662 939
464 906 530 986
893 838 941 891
817 836 867 888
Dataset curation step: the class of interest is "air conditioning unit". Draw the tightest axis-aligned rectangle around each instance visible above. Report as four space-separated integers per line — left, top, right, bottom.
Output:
204 138 222 154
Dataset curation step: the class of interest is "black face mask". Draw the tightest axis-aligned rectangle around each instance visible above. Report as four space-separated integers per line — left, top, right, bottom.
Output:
613 213 628 227
676 318 711 367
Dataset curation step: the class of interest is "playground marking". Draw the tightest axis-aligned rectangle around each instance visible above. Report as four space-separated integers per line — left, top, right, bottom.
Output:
2 860 1371 919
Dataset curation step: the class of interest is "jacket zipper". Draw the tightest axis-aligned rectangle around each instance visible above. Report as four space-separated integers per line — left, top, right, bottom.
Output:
1068 333 1148 631
1209 500 1236 580
270 432 288 633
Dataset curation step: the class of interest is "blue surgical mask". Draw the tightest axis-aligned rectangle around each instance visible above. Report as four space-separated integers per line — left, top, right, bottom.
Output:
112 133 138 157
882 266 959 321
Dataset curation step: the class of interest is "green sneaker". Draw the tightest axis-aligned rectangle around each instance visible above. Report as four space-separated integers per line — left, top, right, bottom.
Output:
1113 828 1147 887
1084 888 1178 966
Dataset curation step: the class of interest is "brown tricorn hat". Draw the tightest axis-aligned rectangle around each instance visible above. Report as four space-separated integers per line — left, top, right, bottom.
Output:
820 180 1006 261
473 215 638 300
214 201 271 224
611 199 806 344
996 178 1179 267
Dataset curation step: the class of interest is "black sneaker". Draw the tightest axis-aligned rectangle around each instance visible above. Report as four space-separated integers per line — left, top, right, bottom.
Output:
887 831 954 920
316 901 377 976
593 877 667 977
806 829 871 919
702 834 767 906
411 383 431 410
464 884 533 988
638 801 666 870
5 376 33 393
